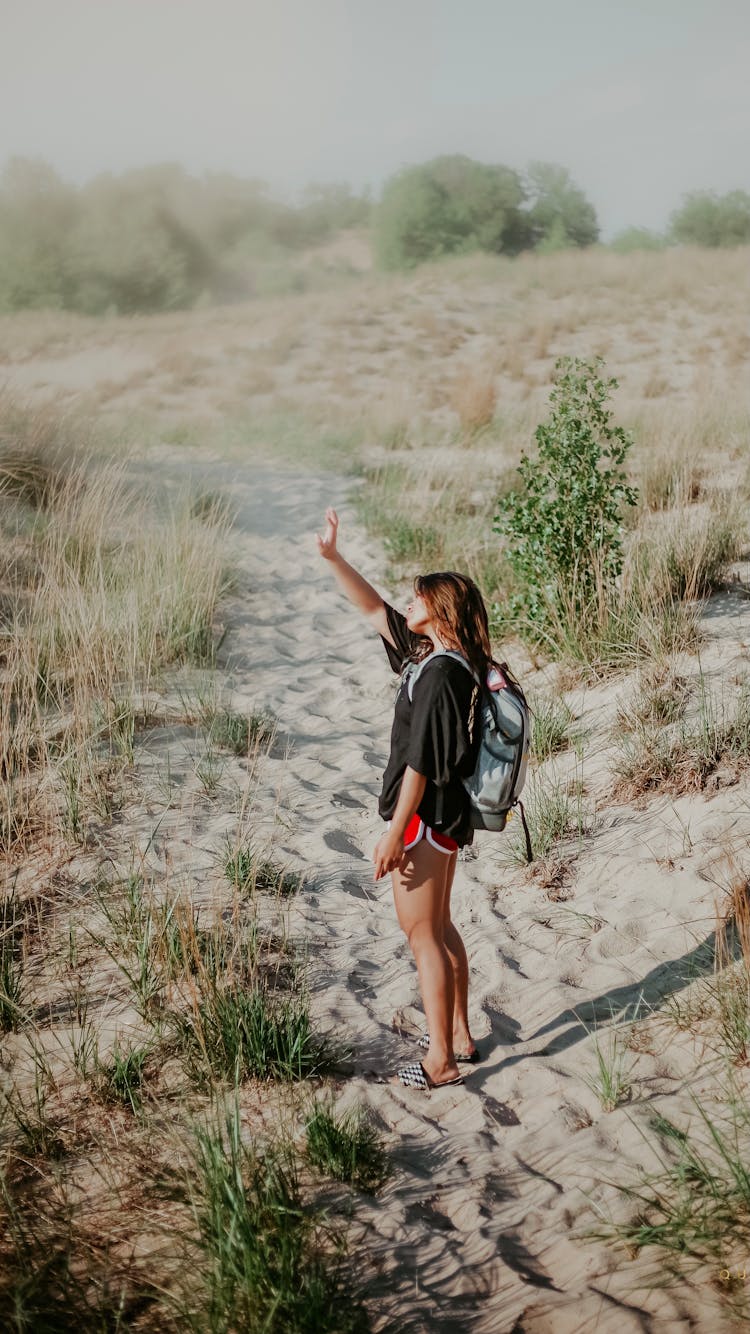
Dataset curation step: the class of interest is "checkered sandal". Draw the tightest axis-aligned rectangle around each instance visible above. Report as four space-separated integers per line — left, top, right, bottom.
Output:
416 1033 481 1064
397 1061 464 1090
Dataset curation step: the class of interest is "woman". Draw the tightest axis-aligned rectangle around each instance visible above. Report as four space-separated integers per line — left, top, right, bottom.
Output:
317 507 490 1092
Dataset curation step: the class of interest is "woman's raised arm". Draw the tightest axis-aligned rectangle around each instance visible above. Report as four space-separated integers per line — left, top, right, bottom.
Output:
316 508 396 646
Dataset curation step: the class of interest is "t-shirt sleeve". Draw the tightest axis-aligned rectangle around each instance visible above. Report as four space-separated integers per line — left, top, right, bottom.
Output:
407 663 476 785
380 601 425 674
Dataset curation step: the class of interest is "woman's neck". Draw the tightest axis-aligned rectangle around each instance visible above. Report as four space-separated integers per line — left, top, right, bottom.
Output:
427 627 459 653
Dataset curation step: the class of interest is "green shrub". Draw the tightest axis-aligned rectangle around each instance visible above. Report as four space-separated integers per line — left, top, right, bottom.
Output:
610 226 666 253
670 189 750 247
493 357 638 651
525 162 599 249
374 154 527 269
0 158 78 311
0 159 371 314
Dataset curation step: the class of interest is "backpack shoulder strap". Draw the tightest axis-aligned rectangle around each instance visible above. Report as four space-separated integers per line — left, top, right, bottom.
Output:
406 649 480 701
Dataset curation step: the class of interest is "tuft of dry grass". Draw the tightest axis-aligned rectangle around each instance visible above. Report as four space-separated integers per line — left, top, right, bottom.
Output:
450 365 497 439
636 451 705 513
0 398 231 856
615 662 692 732
613 678 750 801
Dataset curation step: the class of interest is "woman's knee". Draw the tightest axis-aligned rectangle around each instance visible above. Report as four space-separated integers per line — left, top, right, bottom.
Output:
405 917 444 955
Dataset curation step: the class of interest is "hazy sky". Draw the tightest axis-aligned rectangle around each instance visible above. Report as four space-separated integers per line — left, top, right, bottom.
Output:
2 0 749 237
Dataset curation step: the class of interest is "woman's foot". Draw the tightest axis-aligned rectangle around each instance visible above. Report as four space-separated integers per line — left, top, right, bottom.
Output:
417 1032 481 1063
396 1061 463 1091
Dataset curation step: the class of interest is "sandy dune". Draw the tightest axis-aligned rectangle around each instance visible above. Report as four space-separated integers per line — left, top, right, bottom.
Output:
151 456 747 1333
4 255 749 1328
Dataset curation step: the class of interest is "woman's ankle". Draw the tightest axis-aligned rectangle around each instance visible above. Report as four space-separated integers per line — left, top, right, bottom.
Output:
452 1022 473 1047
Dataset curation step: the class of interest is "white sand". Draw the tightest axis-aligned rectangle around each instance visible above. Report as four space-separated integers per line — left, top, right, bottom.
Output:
155 456 747 1333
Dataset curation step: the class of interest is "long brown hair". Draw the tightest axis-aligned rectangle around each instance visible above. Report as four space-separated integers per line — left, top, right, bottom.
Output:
411 571 493 684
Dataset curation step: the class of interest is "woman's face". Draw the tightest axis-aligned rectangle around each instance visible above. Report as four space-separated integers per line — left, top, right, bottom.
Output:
405 591 433 636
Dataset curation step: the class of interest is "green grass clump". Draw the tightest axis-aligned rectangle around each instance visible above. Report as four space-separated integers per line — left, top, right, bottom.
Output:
224 846 303 897
174 979 334 1087
592 1083 750 1278
530 695 576 762
614 679 750 799
582 1025 634 1111
1 397 233 857
637 451 704 513
191 1102 369 1334
615 664 691 731
506 769 588 866
305 1099 390 1194
1 1057 66 1160
708 965 750 1066
95 1041 150 1113
643 497 745 601
205 705 275 755
355 462 446 566
92 873 167 1019
0 1165 151 1332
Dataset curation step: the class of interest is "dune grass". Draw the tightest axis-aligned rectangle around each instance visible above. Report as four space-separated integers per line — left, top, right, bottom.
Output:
581 1022 634 1112
305 1097 390 1194
0 397 231 856
614 675 750 800
591 1079 750 1299
187 1099 370 1334
224 843 304 897
173 978 336 1087
0 892 26 1033
529 694 577 762
0 392 370 1326
504 767 589 868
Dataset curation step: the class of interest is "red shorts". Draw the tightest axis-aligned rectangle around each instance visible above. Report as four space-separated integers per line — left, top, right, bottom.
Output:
401 814 458 855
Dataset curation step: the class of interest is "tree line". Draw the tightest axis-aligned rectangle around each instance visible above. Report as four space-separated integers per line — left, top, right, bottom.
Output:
0 154 748 315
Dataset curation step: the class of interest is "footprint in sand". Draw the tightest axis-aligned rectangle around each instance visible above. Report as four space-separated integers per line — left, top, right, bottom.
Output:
588 925 639 959
324 829 366 859
331 791 366 809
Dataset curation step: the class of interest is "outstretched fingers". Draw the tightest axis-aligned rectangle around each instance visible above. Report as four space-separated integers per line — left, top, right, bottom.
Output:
316 507 339 558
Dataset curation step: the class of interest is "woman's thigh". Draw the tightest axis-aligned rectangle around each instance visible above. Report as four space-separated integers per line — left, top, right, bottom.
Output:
442 850 459 926
391 838 452 938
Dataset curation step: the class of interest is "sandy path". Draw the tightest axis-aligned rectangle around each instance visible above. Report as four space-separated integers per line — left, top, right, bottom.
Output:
144 455 744 1334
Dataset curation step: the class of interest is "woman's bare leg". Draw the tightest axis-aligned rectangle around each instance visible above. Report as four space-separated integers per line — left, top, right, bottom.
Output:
442 852 476 1057
391 840 460 1084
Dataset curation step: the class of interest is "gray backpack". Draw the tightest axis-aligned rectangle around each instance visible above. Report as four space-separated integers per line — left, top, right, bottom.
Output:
406 650 532 856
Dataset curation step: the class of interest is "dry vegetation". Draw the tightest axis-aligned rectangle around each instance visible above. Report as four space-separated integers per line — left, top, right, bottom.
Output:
0 398 377 1329
2 241 750 1326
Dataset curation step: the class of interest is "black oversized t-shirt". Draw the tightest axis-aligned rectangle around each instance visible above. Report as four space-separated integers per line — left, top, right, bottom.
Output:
378 603 479 847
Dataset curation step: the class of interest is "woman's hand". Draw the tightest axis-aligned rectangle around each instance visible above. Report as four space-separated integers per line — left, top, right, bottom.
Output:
316 507 339 560
373 829 405 881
